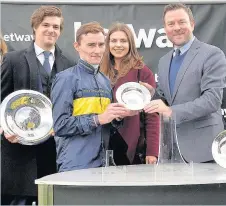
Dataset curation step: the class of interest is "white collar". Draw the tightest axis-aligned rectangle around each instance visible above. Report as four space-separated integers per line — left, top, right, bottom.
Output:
173 36 195 55
34 42 55 57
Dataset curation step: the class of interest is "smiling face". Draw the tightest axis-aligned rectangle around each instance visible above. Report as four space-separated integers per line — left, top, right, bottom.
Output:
164 8 194 47
109 31 130 60
74 32 105 65
34 16 61 50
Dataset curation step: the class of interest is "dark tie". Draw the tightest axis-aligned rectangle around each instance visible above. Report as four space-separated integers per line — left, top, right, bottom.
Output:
43 51 51 74
169 49 181 95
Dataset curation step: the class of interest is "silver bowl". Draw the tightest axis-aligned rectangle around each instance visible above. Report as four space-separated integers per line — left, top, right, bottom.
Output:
0 90 53 145
116 82 152 110
212 130 226 168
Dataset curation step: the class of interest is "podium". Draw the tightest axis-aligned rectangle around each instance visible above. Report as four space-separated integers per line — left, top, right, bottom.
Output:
35 163 226 205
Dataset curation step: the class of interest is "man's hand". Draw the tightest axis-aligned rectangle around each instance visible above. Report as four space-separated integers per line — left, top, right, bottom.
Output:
49 128 55 136
144 99 172 117
98 103 129 125
146 156 157 164
4 133 19 143
0 127 19 143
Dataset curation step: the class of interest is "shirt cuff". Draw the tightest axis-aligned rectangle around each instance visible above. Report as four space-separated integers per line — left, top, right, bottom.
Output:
93 115 100 127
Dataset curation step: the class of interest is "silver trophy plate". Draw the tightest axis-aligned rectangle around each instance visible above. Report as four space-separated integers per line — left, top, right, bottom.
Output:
0 90 53 145
212 130 226 168
116 82 152 110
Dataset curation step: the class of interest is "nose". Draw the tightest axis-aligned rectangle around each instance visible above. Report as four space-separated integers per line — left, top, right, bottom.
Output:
116 41 121 46
48 26 54 33
173 23 181 30
94 45 102 54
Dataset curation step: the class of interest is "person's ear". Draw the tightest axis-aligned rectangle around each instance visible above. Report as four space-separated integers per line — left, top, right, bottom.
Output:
191 20 195 31
74 42 80 52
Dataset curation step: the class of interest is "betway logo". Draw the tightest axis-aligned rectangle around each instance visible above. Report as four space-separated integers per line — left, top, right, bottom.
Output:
4 33 34 42
74 22 173 48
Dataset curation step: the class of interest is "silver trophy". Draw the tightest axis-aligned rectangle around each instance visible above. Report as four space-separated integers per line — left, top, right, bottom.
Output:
0 90 53 145
116 82 153 110
212 130 226 168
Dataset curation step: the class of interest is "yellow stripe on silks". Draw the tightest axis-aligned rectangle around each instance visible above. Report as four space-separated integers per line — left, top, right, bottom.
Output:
73 97 111 116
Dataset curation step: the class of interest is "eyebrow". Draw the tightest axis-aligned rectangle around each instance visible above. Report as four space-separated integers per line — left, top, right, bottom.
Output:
42 22 59 26
167 18 187 23
87 42 105 45
110 38 127 40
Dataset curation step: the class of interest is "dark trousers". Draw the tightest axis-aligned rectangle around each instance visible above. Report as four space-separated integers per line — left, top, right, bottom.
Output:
1 195 37 205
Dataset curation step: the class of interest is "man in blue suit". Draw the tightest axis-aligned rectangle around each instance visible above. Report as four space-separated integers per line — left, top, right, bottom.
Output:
143 3 226 163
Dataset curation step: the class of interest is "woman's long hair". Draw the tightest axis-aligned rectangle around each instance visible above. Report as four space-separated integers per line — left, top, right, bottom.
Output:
0 33 8 56
100 22 143 85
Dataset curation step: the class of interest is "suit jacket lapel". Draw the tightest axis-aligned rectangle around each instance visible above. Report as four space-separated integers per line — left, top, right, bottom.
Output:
24 42 41 91
54 44 66 73
171 38 201 104
163 50 174 103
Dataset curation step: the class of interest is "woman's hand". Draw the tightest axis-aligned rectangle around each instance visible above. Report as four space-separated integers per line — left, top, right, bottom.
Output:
123 110 140 117
139 81 155 97
146 156 157 164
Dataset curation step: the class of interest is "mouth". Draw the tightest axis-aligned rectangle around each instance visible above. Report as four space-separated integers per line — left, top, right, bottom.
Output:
114 49 124 52
174 33 184 37
45 35 55 38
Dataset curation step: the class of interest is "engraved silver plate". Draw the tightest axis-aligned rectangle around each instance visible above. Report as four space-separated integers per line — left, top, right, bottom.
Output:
116 82 152 110
212 130 226 168
0 90 53 145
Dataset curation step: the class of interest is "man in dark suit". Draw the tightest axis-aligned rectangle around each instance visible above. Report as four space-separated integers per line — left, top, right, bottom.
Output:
1 6 74 205
143 3 226 163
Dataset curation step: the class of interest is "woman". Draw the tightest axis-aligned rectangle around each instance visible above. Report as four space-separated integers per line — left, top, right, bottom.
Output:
0 33 8 64
100 22 159 165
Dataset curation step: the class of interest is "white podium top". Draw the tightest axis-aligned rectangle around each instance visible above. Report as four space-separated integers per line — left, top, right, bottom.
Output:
35 163 226 186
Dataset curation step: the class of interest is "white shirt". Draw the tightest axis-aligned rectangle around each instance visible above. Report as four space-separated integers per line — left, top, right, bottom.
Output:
34 43 55 70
